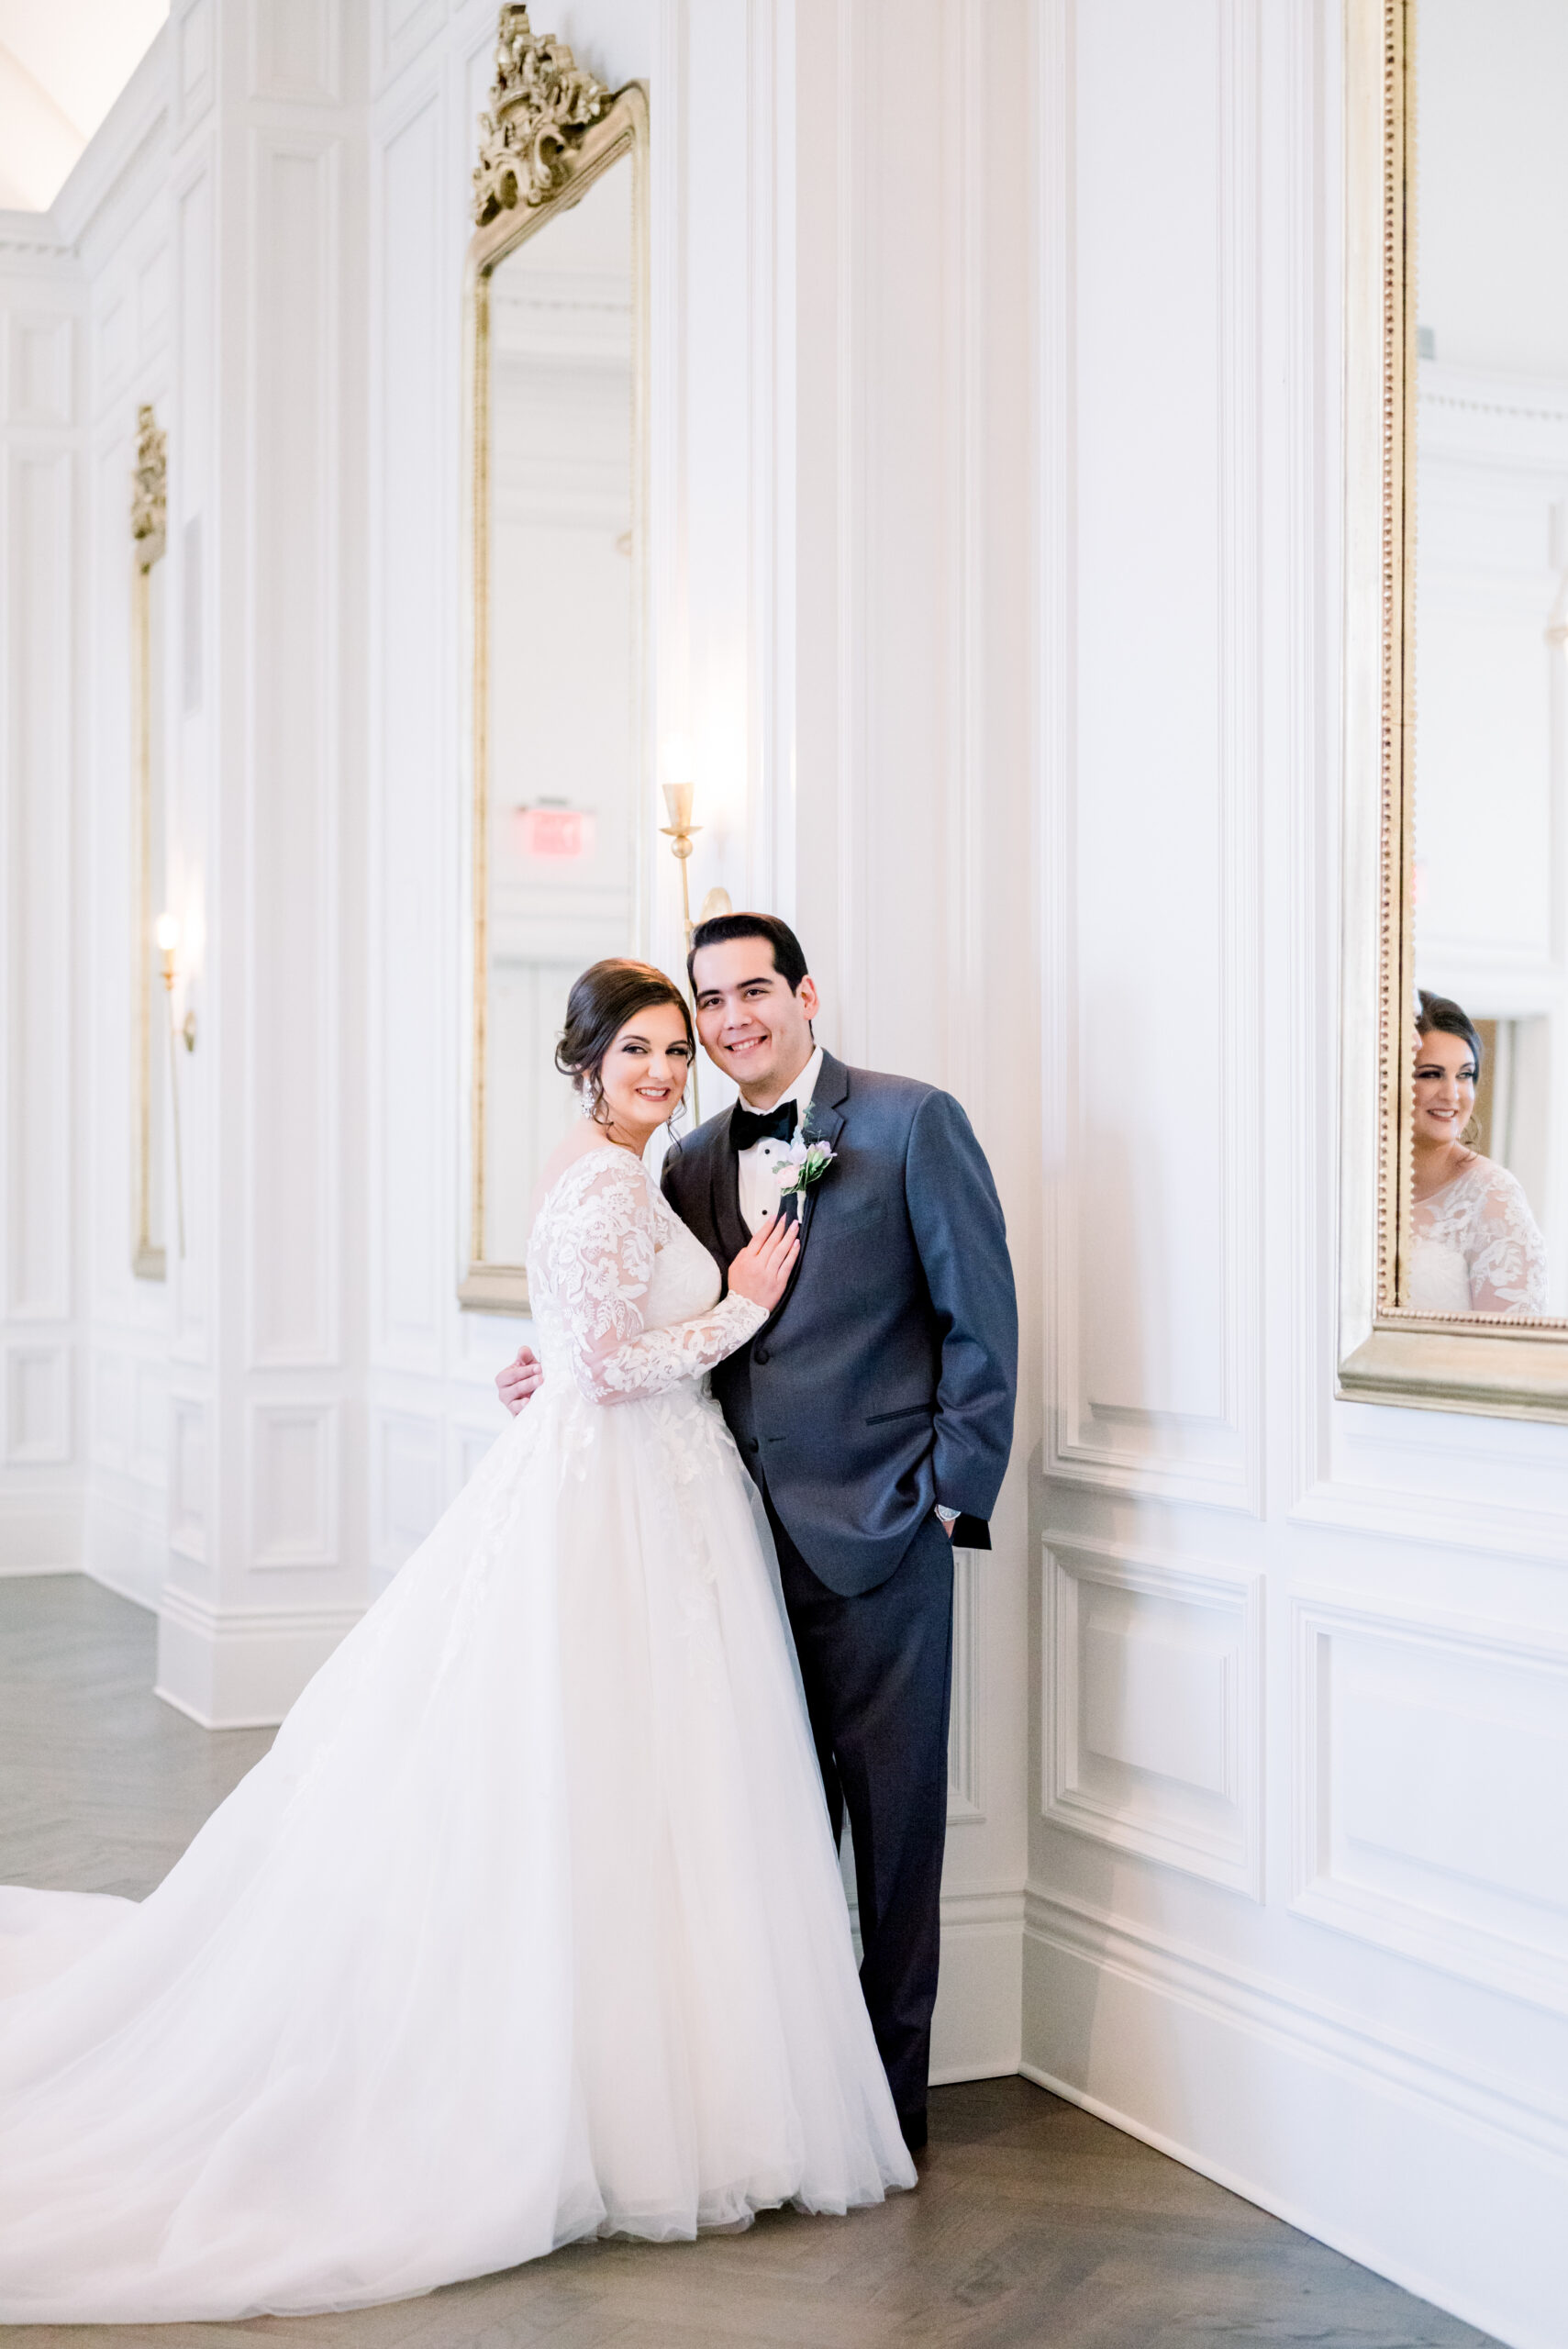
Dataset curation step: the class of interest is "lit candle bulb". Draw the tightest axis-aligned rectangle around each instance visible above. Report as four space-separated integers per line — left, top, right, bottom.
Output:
155 914 179 989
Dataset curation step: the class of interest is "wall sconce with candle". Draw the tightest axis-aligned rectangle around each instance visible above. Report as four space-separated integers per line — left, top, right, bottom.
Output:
154 914 194 1259
660 755 731 1125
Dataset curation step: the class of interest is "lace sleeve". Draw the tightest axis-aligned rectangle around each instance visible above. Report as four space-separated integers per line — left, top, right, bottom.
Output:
542 1154 768 1405
1465 1165 1549 1317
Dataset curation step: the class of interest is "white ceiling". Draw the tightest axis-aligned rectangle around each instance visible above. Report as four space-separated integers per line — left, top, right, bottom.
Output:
0 0 167 211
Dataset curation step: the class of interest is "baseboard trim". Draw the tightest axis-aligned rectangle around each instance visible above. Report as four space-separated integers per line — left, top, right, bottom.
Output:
930 1889 1024 2085
1024 1890 1565 2349
0 1486 83 1575
1024 1886 1568 2157
1018 2056 1543 2349
155 1587 365 1729
83 1484 166 1613
83 1557 160 1611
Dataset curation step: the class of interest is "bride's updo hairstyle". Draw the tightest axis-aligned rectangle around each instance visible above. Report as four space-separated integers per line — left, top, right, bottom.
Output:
556 959 695 1128
1418 988 1483 1079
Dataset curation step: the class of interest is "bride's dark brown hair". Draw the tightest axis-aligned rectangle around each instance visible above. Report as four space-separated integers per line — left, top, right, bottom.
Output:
1417 988 1485 1149
556 960 695 1129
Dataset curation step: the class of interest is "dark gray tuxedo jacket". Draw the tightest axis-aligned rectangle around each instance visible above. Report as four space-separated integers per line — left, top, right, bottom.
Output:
661 1051 1018 1597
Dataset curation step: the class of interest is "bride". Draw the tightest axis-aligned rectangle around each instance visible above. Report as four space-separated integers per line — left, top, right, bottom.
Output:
0 958 914 2323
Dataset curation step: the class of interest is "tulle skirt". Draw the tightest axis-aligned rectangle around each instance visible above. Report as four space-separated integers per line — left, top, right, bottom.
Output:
0 1375 913 2321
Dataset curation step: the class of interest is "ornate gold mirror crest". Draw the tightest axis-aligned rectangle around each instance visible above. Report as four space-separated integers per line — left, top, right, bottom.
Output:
1339 0 1568 1419
131 402 169 1281
460 7 649 1313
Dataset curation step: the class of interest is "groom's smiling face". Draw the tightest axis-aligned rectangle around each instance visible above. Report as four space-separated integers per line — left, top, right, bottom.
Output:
691 937 819 1108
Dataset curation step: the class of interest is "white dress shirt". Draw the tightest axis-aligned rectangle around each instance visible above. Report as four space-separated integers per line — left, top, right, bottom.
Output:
736 1045 824 1236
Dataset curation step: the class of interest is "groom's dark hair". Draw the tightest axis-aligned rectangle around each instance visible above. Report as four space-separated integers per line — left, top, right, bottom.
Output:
688 911 809 993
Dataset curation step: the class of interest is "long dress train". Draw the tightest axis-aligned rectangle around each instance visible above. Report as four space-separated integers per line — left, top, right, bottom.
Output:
0 1144 913 2321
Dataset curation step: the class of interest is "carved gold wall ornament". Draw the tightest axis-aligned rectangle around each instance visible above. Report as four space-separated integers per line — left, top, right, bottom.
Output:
472 5 611 227
130 402 170 1279
131 402 167 567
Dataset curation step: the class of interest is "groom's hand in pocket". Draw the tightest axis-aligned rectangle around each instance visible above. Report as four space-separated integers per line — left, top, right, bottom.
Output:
496 1346 543 1415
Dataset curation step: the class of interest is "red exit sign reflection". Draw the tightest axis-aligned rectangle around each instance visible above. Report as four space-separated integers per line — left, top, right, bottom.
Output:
514 806 595 861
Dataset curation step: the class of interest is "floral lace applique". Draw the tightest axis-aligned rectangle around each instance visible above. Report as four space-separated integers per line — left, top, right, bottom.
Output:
1413 1156 1548 1317
528 1148 768 1405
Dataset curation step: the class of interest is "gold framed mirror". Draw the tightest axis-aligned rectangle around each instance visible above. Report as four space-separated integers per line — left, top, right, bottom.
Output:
1340 0 1568 1419
459 7 650 1314
130 402 170 1281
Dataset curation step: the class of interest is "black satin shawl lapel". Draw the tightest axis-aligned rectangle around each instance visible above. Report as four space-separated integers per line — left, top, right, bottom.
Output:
708 1117 750 1275
769 1056 850 1320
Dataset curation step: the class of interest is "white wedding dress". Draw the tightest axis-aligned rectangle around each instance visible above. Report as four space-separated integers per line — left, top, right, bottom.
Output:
1408 1154 1549 1316
0 1144 913 2322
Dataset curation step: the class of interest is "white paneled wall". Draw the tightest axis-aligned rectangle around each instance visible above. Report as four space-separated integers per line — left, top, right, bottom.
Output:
77 52 176 1616
156 0 373 1725
0 216 82 1574
2 4 1566 2343
1025 7 1568 2349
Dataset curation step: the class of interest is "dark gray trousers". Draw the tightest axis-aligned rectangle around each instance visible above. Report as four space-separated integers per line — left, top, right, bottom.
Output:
762 1494 953 2130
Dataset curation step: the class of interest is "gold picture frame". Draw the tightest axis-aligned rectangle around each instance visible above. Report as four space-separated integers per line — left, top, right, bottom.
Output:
458 6 650 1314
1337 0 1568 1419
130 402 168 1282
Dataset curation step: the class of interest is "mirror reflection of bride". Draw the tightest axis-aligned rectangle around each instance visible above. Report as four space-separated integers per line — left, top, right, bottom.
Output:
1409 991 1548 1317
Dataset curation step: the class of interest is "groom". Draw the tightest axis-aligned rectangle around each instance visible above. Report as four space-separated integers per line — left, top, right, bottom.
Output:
498 913 1017 2151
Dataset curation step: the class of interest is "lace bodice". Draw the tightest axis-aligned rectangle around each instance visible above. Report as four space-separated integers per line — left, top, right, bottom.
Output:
526 1146 769 1404
1409 1155 1549 1318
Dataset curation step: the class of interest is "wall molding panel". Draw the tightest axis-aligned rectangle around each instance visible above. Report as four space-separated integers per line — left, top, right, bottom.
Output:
0 244 83 1568
5 313 75 426
0 1488 83 1575
1042 0 1262 1516
174 2 217 142
367 82 450 1380
247 1401 340 1569
4 446 75 1332
1044 1536 1262 1898
371 1405 442 1584
2 1342 72 1465
244 128 343 1377
166 1397 207 1563
250 0 344 108
1293 1592 1568 2016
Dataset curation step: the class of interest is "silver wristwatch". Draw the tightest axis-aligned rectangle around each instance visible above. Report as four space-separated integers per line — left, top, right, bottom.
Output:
934 1505 960 1527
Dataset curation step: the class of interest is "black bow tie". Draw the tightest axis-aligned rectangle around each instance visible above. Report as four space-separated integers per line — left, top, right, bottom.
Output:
730 1099 798 1152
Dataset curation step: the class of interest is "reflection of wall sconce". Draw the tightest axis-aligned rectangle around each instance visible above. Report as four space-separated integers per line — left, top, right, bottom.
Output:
155 913 194 1259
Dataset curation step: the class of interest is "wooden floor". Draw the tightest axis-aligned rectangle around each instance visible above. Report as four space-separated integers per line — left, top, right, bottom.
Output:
0 1575 1501 2349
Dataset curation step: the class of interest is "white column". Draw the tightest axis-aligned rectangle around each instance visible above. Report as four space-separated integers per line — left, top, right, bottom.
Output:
0 218 83 1576
155 0 371 1725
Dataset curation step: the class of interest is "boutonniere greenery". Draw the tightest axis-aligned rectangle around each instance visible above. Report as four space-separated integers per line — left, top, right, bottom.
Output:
773 1133 837 1206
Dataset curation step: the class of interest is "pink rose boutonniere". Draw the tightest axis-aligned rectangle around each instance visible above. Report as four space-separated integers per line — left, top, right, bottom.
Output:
773 1134 837 1208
